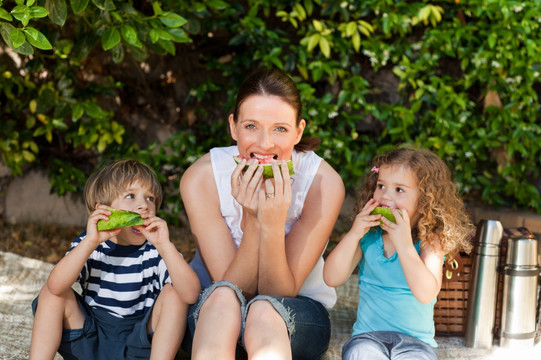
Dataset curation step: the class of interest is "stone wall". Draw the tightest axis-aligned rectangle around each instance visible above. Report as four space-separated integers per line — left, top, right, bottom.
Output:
3 169 87 227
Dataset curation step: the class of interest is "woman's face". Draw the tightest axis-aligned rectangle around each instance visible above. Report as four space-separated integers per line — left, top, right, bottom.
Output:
229 94 305 162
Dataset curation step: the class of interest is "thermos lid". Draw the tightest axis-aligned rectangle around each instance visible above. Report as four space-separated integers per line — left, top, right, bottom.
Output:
506 238 539 267
476 219 503 246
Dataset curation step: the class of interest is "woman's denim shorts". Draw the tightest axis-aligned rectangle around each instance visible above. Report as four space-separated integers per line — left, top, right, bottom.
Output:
183 280 331 360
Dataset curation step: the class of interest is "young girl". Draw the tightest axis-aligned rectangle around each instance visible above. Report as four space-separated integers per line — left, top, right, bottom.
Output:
323 146 475 360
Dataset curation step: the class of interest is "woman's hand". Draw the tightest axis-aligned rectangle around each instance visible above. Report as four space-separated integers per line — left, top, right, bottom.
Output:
257 160 291 230
231 158 264 217
86 205 121 247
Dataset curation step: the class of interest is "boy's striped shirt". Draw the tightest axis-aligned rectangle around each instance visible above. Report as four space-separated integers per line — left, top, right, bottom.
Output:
68 233 171 318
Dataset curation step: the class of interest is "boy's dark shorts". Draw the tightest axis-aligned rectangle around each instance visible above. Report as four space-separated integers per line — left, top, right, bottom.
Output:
32 290 154 359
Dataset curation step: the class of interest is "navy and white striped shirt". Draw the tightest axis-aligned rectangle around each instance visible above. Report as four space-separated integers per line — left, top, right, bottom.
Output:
68 232 171 318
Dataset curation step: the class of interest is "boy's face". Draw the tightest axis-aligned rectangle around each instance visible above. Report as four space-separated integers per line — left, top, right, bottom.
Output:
108 180 156 246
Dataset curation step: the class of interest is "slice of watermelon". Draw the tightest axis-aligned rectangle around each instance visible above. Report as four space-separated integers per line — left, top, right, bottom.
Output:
370 206 402 224
97 209 145 231
233 155 295 178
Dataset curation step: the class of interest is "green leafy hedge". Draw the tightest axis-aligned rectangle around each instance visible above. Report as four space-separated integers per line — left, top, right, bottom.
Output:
1 0 540 224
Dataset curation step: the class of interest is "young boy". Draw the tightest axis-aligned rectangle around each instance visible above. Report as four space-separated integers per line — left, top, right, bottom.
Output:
30 159 200 360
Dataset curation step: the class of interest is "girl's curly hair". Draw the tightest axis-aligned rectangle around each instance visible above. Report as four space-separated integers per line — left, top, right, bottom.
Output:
357 146 475 255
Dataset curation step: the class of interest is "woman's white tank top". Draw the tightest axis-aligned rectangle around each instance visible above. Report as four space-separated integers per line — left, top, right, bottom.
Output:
189 145 337 309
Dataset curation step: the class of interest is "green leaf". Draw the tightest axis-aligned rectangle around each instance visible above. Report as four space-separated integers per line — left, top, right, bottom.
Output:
13 40 34 55
346 22 356 37
167 28 191 43
352 31 360 52
9 29 25 48
72 102 84 121
307 33 320 52
312 19 323 32
24 28 52 49
45 0 67 26
11 5 30 26
110 43 124 64
36 88 55 113
206 0 228 10
151 1 162 16
24 26 39 40
0 8 14 21
29 6 48 18
121 25 142 47
101 27 121 50
52 119 68 130
159 12 187 28
319 36 330 58
70 0 88 13
92 0 115 11
158 39 175 55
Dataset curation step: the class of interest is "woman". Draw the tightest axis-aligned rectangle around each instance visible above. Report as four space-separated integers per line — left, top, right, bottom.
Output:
180 68 345 359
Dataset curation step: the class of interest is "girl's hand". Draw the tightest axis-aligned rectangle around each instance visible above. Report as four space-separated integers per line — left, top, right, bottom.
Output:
257 160 291 230
231 158 264 217
379 207 413 251
134 215 170 248
86 205 121 246
350 199 382 240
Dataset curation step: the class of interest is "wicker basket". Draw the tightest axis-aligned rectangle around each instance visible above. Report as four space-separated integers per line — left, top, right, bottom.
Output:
434 253 473 335
434 227 535 337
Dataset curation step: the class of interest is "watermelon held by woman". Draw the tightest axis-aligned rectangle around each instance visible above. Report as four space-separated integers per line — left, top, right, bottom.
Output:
233 155 295 178
97 209 145 231
370 206 402 224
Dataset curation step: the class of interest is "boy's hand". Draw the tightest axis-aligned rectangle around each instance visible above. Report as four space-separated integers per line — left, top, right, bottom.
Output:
134 215 170 248
86 205 121 246
349 199 382 240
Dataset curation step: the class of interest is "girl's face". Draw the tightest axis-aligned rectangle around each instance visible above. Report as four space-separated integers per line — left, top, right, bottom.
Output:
373 164 421 227
229 94 305 162
109 180 156 246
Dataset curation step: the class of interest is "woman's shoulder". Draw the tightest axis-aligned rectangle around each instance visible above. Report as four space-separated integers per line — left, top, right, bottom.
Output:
180 152 213 190
315 159 344 190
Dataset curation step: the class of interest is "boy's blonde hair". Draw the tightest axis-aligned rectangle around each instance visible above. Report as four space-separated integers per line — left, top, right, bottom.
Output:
357 146 475 255
84 159 163 214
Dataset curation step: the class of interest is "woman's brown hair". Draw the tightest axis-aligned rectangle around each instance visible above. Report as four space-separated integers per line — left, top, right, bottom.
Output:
230 68 320 152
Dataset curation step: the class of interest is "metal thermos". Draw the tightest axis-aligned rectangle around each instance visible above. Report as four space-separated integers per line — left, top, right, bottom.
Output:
464 219 504 348
499 236 540 348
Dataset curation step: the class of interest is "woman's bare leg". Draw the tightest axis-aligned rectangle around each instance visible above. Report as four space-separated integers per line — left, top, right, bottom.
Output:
191 286 242 360
244 300 291 360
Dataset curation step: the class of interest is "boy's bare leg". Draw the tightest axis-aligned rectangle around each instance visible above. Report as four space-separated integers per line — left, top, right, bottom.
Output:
244 300 291 360
148 284 188 360
191 286 242 360
29 285 85 360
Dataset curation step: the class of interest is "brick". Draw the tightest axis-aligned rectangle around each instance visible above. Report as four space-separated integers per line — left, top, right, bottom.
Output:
499 213 524 228
524 214 541 234
473 208 502 224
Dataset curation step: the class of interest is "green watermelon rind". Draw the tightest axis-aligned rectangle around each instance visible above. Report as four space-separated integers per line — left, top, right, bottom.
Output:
233 156 295 178
97 209 145 231
370 206 401 224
